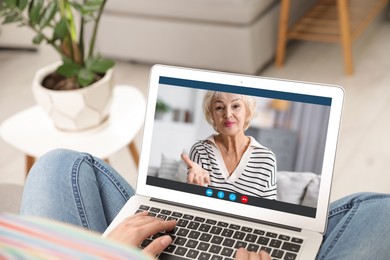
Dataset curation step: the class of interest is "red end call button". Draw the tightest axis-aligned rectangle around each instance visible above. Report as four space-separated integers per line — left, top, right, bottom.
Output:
241 196 248 204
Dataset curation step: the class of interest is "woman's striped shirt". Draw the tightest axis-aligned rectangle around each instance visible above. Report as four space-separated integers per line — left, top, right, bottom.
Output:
189 135 277 199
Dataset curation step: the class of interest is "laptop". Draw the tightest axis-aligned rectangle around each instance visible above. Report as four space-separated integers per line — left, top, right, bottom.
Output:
103 65 344 260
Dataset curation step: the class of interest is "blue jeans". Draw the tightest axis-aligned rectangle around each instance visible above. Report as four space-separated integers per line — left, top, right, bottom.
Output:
21 149 390 259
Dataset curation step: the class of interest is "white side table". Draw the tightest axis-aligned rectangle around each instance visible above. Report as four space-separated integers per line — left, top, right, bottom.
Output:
0 85 145 176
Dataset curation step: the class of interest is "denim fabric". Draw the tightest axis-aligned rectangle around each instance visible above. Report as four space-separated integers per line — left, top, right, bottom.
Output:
21 149 134 233
317 192 390 259
21 149 390 258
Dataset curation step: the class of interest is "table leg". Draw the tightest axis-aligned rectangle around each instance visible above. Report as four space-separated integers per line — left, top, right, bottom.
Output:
338 0 354 75
128 141 139 168
26 155 36 176
275 0 291 67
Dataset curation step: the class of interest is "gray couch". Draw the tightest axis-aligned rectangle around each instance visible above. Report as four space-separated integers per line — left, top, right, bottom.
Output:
95 0 316 74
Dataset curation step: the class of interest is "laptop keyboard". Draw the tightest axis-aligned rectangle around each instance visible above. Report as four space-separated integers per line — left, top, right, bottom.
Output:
137 205 303 260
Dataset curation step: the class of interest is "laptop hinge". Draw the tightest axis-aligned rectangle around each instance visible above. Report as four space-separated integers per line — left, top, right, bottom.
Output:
150 197 302 233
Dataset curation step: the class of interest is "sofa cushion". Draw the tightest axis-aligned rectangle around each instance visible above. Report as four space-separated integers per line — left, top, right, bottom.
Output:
105 0 277 24
277 171 320 205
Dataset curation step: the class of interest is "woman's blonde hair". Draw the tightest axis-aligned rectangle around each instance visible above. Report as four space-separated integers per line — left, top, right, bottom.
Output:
202 91 257 132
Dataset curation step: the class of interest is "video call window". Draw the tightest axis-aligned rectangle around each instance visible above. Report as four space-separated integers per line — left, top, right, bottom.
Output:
146 77 331 218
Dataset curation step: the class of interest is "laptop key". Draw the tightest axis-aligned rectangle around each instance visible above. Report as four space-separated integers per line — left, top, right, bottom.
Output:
200 233 212 242
187 221 200 230
206 219 217 225
174 237 187 246
241 226 253 233
271 249 284 258
188 230 201 239
183 214 194 220
222 238 235 247
291 238 303 244
211 235 223 245
247 244 259 252
279 235 290 241
194 217 206 222
175 247 188 256
257 236 270 245
159 252 187 260
221 228 234 237
269 239 282 248
210 226 222 235
172 212 183 218
284 252 297 260
266 232 278 238
199 224 212 232
209 245 222 254
197 242 210 251
260 246 272 254
229 224 240 230
186 239 198 249
282 242 301 252
217 221 229 227
139 205 150 210
199 252 212 260
245 234 258 243
186 249 199 258
254 229 265 235
177 219 189 227
161 209 172 215
210 255 223 260
177 228 189 237
233 231 245 240
221 247 234 257
157 214 167 220
164 244 176 253
150 207 160 213
234 241 247 249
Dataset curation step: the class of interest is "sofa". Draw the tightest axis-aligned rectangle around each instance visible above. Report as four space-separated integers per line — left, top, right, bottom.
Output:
95 0 317 74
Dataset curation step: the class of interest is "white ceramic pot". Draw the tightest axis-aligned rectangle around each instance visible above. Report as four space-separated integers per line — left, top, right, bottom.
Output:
32 62 114 131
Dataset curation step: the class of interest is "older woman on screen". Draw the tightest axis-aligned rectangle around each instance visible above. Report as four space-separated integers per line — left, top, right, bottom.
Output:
181 91 277 199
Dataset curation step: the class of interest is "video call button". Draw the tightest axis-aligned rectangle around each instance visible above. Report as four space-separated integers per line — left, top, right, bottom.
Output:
206 189 213 197
217 191 225 199
229 193 237 201
241 196 248 204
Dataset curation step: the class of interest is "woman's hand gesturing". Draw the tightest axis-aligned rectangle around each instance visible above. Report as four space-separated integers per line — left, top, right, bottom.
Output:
181 154 211 186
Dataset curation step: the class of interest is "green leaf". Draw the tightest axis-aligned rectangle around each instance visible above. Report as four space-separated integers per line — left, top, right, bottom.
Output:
4 0 17 8
2 14 22 24
28 0 43 25
17 0 28 11
77 68 94 87
32 33 44 44
39 1 57 28
53 18 67 41
56 61 82 78
88 58 114 73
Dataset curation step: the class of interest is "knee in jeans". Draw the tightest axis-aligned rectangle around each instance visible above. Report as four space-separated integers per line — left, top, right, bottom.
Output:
27 149 86 180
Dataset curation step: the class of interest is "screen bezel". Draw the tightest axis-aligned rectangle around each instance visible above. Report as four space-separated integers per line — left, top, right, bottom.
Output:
136 64 344 234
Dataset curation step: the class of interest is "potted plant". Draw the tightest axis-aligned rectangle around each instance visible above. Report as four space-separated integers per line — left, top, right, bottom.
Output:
0 0 115 131
155 98 171 120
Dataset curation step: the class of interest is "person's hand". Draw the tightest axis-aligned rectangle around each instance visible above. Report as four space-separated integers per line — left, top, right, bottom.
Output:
235 248 271 260
181 153 211 186
106 211 176 257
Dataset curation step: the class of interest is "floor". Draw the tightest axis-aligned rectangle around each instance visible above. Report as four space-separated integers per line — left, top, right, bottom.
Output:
1 14 389 205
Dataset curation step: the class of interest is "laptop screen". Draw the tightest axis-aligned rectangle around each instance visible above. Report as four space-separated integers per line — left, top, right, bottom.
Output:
144 75 332 219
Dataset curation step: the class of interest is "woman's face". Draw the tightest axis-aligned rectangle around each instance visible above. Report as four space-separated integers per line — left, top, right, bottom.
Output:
211 93 248 136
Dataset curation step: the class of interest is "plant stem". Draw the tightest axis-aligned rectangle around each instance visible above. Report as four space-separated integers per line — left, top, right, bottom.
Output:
13 9 63 56
88 0 107 59
78 1 86 66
